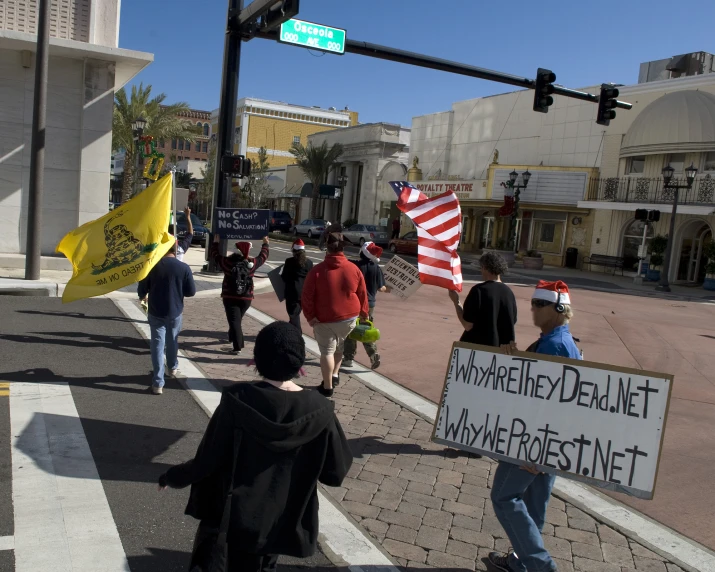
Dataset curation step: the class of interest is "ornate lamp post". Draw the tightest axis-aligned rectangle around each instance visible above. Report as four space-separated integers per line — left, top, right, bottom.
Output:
657 162 698 292
506 169 531 251
131 117 147 197
337 174 348 225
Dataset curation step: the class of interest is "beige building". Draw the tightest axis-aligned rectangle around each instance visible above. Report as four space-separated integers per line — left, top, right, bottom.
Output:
0 0 152 257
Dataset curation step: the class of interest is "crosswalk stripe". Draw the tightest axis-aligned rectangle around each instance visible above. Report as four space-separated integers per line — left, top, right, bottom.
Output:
0 535 14 551
11 382 130 571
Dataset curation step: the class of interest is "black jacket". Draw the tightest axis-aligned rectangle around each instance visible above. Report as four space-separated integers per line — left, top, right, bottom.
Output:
160 382 352 557
281 256 313 304
210 243 269 300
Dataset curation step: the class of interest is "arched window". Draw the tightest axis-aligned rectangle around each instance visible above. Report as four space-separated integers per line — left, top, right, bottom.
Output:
203 124 209 136
197 121 202 128
621 219 653 272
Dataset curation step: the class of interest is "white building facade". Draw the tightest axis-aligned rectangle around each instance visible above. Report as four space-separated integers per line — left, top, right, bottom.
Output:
0 0 152 256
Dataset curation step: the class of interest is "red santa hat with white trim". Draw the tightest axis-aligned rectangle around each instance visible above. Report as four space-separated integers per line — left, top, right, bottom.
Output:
292 238 305 250
532 280 571 305
361 241 383 263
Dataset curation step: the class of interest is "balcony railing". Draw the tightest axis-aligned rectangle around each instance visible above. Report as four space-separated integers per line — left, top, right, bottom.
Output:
585 175 715 205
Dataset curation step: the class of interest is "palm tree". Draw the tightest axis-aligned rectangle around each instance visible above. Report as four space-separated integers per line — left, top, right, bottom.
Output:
112 83 200 202
290 141 344 218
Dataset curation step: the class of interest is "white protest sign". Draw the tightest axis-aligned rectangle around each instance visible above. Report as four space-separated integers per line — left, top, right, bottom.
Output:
432 343 672 499
383 256 421 300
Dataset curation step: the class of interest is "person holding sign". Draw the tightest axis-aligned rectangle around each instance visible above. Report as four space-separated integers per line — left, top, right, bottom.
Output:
281 239 313 333
343 242 389 370
211 234 270 354
448 252 517 350
488 280 581 572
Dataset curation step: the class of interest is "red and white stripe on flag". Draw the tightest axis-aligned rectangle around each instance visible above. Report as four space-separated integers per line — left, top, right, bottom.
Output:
390 181 463 292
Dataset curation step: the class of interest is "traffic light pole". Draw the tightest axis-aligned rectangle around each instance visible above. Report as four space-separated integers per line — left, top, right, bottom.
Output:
254 29 633 111
208 0 244 272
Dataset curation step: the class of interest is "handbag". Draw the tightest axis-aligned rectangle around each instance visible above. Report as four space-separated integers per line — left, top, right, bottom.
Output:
190 429 242 572
348 319 381 343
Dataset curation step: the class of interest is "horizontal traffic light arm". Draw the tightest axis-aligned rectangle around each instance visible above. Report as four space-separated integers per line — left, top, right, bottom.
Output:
253 29 633 111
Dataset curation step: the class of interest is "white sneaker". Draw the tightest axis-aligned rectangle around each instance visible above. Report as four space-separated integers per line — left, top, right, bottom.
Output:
152 386 163 395
342 359 354 368
167 368 179 377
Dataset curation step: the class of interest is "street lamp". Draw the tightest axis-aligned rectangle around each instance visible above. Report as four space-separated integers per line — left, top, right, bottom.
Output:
337 174 348 224
131 117 147 197
657 162 698 292
506 169 531 251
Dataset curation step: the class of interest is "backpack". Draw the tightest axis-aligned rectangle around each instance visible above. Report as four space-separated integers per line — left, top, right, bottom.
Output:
231 259 252 296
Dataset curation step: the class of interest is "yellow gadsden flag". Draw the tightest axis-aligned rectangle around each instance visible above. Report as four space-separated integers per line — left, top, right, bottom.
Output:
57 173 174 303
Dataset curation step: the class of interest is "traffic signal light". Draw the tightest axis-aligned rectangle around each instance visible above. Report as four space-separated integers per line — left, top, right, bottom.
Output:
635 209 661 222
533 68 556 113
597 84 619 126
221 155 251 178
635 209 648 221
261 0 300 30
648 210 660 222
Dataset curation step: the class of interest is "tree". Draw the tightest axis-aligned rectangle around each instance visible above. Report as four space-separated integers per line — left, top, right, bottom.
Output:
239 147 274 208
290 141 344 218
112 83 200 202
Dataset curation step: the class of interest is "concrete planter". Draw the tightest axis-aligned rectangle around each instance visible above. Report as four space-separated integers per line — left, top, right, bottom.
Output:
704 276 715 291
522 256 544 270
646 269 661 282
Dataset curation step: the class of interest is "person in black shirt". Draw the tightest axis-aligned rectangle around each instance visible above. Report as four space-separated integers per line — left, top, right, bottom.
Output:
343 242 389 370
281 238 313 333
448 251 517 350
158 321 352 572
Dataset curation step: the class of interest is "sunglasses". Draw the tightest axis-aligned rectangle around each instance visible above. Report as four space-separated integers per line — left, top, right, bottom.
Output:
531 299 554 309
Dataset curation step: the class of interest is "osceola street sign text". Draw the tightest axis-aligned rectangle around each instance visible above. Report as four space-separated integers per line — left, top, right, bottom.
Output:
432 343 673 499
279 18 346 55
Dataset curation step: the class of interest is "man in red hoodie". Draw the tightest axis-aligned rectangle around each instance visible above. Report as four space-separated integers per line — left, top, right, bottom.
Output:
302 226 369 397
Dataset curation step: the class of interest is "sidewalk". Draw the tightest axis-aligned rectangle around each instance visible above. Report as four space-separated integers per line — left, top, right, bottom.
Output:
180 298 703 572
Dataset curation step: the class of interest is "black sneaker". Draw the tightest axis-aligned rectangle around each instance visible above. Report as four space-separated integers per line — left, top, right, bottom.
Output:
332 374 340 387
370 353 381 370
487 552 513 572
317 385 334 398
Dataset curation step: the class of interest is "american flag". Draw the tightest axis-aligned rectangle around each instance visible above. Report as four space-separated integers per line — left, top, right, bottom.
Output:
389 181 463 292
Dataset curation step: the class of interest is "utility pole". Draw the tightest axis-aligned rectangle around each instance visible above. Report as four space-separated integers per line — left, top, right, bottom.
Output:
25 0 50 280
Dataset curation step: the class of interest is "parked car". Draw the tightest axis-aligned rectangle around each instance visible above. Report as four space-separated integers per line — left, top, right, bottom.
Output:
270 210 293 233
292 219 327 238
343 224 389 246
388 231 418 255
175 211 209 246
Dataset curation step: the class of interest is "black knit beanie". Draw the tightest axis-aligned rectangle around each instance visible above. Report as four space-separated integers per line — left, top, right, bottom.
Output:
253 321 305 381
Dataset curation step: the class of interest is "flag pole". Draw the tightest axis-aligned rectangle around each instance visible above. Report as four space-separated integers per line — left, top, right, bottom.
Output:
171 166 178 235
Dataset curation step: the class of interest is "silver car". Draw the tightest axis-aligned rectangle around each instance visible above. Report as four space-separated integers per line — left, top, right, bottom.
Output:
292 219 327 238
343 224 389 246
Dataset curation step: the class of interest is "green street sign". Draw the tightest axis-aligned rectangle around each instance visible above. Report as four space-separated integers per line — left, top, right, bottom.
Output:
279 18 346 55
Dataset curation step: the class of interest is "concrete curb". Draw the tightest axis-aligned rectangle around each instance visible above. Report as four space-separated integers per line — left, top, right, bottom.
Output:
0 278 59 296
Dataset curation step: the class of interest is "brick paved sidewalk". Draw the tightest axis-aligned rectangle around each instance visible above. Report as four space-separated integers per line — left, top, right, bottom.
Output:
181 299 688 572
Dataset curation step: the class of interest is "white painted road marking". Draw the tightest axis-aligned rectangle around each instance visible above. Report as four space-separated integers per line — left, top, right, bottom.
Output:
0 536 13 551
10 382 130 571
115 299 399 570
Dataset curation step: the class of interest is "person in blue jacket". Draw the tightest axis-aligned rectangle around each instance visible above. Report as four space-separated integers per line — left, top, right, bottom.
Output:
488 280 581 572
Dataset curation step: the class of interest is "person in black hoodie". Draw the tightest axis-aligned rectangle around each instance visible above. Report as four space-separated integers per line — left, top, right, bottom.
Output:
211 234 269 354
158 321 352 572
280 238 313 333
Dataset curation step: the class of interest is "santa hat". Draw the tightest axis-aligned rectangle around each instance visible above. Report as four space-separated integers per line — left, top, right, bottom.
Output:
361 241 383 263
234 242 251 259
292 239 305 251
532 280 571 305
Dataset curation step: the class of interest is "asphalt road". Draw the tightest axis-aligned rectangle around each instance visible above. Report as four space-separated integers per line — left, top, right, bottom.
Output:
0 297 335 571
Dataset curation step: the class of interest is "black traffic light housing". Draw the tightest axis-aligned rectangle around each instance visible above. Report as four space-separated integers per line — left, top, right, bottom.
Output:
261 0 300 30
533 68 556 113
635 209 648 221
221 155 251 179
635 209 661 222
648 210 660 222
597 84 619 126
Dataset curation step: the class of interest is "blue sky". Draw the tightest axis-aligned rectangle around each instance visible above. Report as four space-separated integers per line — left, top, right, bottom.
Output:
119 0 715 126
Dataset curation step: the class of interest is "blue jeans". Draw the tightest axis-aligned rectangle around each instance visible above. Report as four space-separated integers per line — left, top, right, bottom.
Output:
491 461 557 572
148 314 182 388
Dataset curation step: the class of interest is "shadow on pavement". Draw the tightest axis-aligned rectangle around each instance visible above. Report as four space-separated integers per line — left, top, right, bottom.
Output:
16 309 140 323
348 435 480 462
0 368 159 395
0 331 150 355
